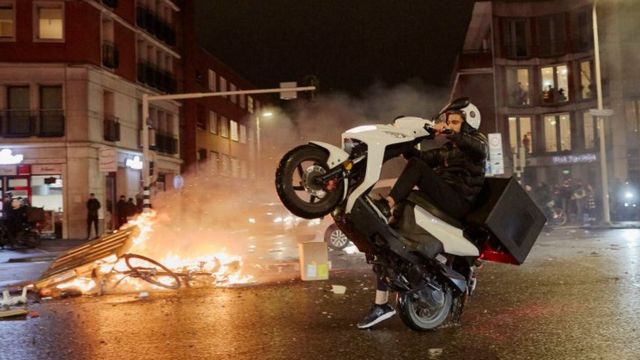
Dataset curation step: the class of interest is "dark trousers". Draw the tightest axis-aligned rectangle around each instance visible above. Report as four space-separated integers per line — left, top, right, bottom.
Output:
87 216 99 238
389 157 470 219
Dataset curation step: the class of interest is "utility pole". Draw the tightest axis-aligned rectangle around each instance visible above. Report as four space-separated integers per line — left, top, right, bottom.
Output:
141 86 316 212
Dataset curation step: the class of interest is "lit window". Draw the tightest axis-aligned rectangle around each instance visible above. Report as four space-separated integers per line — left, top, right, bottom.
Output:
0 4 14 39
219 76 227 97
247 96 254 114
508 116 533 154
506 68 530 106
541 65 569 104
36 4 63 40
230 120 239 141
543 113 572 152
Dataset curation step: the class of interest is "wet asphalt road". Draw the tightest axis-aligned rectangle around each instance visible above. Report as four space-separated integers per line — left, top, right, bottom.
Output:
1 228 640 360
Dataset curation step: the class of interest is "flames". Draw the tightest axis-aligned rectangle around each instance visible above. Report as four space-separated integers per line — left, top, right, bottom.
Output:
53 210 254 295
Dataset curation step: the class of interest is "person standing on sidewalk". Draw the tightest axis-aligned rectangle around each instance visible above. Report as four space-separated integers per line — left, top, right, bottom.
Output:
86 193 101 239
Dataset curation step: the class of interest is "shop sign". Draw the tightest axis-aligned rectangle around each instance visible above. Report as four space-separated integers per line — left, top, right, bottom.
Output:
0 165 17 176
551 153 597 165
0 149 23 165
32 164 63 175
487 133 504 175
17 164 30 175
125 156 143 170
99 147 118 173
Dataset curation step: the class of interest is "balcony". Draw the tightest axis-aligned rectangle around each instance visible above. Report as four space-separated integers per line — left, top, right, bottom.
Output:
101 0 117 8
136 6 176 46
102 41 119 69
103 115 120 142
154 132 178 155
137 62 177 93
0 109 65 137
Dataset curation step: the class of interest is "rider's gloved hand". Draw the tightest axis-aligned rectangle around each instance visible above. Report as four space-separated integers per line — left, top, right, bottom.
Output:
402 148 419 160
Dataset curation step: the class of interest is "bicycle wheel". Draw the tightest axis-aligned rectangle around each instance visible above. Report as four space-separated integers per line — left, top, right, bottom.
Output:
122 253 181 290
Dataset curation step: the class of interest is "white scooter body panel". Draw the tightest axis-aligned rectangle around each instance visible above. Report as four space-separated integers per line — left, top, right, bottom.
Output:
342 117 434 213
413 206 480 257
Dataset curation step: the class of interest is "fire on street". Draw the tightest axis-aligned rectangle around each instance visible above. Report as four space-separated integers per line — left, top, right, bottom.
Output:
1 228 639 360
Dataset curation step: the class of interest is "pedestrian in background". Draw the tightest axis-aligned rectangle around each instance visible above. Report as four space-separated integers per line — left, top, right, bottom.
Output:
116 195 127 228
86 193 101 239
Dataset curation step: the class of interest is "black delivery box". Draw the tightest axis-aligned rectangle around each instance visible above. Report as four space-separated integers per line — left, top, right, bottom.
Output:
465 177 546 264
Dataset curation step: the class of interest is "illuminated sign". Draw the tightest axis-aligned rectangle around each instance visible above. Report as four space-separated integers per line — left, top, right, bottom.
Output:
0 149 23 165
551 153 597 165
125 156 143 170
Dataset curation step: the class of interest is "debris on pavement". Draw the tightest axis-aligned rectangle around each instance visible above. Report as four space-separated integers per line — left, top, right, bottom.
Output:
0 307 29 319
1 287 28 307
331 285 346 294
428 348 443 358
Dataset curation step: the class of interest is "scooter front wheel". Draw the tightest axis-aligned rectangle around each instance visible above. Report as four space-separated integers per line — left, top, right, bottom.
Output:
275 145 344 219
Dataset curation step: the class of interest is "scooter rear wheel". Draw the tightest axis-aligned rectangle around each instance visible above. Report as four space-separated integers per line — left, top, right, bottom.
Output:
275 145 344 219
397 284 452 331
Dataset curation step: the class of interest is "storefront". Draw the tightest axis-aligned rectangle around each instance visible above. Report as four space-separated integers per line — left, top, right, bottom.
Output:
0 160 64 239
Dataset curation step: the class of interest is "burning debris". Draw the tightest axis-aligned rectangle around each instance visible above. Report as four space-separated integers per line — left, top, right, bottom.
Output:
34 210 254 298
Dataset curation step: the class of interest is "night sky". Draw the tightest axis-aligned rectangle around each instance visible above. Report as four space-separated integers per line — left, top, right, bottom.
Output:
194 1 475 96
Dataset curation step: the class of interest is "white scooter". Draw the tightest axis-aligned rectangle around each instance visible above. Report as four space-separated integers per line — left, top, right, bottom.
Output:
275 97 544 331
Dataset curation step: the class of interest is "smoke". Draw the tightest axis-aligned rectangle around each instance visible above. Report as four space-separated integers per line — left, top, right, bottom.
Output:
129 82 450 282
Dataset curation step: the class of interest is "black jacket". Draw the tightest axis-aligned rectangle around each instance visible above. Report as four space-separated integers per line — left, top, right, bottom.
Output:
417 128 488 202
87 198 101 218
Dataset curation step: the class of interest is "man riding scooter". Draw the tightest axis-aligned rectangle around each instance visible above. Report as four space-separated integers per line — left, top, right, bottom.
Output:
358 101 488 329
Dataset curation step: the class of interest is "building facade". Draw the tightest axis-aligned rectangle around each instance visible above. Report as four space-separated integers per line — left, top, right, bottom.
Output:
0 0 263 239
451 0 640 191
180 1 264 180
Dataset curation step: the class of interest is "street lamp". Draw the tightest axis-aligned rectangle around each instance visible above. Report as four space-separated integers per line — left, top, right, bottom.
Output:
256 110 274 179
591 0 614 224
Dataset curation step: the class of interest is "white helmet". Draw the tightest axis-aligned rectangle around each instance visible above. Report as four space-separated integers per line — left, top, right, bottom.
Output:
459 102 481 130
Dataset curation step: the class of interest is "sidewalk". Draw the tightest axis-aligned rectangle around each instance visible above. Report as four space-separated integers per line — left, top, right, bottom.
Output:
551 221 640 231
0 238 87 289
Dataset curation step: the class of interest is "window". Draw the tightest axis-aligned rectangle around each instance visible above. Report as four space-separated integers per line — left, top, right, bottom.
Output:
541 65 569 104
506 68 530 106
36 3 64 40
197 148 207 162
208 69 216 91
210 151 219 174
7 86 31 136
579 60 594 100
573 9 593 52
196 105 207 130
239 94 246 109
231 158 240 178
503 18 529 58
247 96 254 114
583 112 595 149
219 76 227 97
0 3 14 39
221 154 230 175
230 120 239 141
508 116 533 154
230 83 237 104
220 116 229 138
209 111 217 134
239 124 247 144
543 113 572 152
536 14 566 57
